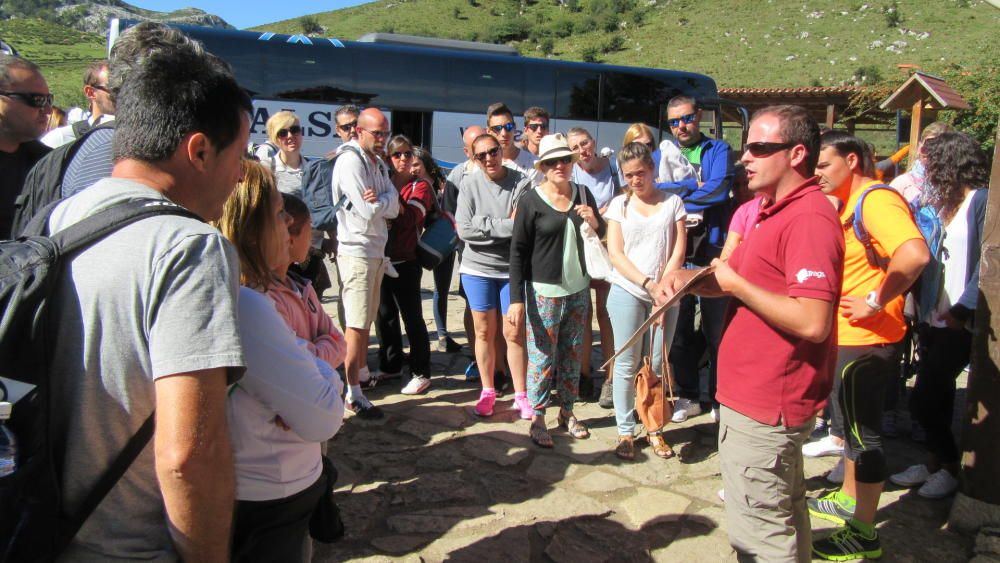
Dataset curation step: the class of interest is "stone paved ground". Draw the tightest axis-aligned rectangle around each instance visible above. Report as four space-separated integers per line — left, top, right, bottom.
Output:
313 266 973 562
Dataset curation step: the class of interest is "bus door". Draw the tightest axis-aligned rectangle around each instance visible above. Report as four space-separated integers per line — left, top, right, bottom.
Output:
391 110 432 149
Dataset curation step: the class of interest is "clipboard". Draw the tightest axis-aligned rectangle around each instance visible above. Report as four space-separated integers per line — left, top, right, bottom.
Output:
600 265 716 370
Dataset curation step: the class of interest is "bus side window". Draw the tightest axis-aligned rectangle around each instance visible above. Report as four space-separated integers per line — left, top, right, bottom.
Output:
555 70 599 121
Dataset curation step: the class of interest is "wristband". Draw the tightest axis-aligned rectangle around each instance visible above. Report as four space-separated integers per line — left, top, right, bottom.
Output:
641 277 652 291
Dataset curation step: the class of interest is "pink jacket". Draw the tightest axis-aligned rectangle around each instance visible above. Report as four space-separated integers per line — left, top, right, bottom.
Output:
266 274 346 369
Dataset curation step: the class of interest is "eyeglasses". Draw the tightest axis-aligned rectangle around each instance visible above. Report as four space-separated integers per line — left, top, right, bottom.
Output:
474 146 501 162
89 84 110 93
542 155 573 166
337 120 357 132
489 122 516 134
360 127 390 140
745 141 797 157
391 150 413 159
524 122 548 132
0 91 53 109
277 125 303 138
667 112 697 128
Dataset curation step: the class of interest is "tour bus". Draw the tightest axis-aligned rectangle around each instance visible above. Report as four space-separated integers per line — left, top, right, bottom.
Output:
109 19 746 165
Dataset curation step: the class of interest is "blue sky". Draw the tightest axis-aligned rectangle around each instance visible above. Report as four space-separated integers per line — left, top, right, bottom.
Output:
131 1 370 30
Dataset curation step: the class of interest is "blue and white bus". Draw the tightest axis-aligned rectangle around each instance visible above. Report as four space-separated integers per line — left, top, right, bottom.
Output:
109 20 746 165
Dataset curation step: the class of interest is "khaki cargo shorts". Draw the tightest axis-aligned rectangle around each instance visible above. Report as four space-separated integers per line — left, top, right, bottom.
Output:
337 255 387 329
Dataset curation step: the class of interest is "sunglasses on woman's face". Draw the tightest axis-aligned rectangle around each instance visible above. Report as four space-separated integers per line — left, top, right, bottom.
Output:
543 156 573 166
489 122 516 134
277 125 303 138
391 150 413 159
474 146 501 162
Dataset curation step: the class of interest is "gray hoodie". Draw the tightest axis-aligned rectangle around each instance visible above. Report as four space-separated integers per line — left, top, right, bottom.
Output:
455 165 531 278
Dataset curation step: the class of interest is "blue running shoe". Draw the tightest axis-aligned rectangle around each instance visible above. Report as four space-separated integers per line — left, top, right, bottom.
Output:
464 361 480 382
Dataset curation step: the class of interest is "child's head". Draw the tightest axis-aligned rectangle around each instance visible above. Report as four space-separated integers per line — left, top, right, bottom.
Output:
282 193 312 265
214 159 290 289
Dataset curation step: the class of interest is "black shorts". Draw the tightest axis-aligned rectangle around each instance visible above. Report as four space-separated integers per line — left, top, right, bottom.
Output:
836 344 898 483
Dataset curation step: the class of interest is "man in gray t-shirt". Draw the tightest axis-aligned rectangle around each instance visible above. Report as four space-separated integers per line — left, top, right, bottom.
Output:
45 25 253 562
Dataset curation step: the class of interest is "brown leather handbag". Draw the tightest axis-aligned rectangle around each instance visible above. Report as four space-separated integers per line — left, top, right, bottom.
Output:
633 321 675 432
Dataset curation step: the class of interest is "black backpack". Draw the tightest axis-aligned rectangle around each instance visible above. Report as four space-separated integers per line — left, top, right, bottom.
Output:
0 199 200 563
9 122 116 239
301 145 367 232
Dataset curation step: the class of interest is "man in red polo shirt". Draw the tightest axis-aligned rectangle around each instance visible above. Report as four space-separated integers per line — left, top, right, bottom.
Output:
661 105 844 562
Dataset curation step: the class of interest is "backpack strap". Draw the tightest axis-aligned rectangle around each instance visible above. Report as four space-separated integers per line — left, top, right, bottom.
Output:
71 118 93 139
845 184 904 272
49 199 202 255
608 157 622 195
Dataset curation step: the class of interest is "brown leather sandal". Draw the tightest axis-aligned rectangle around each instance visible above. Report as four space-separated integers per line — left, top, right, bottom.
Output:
648 432 675 459
530 423 554 448
558 410 590 439
615 435 635 460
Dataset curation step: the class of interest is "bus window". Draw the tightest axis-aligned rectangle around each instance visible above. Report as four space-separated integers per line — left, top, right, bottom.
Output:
356 47 445 110
554 70 599 121
601 73 680 125
263 42 355 102
446 58 523 114
211 37 267 97
523 66 555 113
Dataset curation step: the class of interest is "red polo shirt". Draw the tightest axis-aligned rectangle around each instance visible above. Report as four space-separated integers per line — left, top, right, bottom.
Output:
717 179 845 427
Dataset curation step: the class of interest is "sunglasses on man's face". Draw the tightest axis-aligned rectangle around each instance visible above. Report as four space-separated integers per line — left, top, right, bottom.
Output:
391 150 413 160
0 91 53 109
490 122 516 134
667 112 697 128
277 125 303 138
524 122 548 132
337 120 357 132
745 141 796 157
474 146 501 162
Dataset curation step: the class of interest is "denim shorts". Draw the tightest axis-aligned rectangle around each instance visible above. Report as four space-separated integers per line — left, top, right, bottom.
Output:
460 274 512 314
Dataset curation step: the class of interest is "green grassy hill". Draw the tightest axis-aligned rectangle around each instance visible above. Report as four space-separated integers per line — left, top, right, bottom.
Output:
0 18 105 109
255 0 998 89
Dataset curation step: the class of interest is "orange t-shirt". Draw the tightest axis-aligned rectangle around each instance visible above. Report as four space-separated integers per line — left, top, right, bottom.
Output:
838 181 924 346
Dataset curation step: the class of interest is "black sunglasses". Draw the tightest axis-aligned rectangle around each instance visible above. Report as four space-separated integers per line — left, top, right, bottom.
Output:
524 122 548 131
667 112 697 128
89 84 110 93
474 146 501 162
745 141 796 157
490 122 516 134
0 91 53 109
277 125 303 138
391 150 413 159
542 155 573 166
337 120 357 132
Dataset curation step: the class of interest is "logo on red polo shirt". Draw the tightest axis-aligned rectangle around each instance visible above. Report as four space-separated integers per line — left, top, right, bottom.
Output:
795 268 827 284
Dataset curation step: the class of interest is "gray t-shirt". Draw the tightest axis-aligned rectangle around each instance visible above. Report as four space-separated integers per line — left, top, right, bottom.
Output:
48 178 245 562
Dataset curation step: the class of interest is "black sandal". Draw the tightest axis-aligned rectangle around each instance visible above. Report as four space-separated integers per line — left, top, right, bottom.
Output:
530 423 554 448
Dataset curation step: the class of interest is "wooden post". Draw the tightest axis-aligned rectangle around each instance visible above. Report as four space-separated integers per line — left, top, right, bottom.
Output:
825 104 835 129
845 120 856 136
908 98 923 154
950 119 1000 536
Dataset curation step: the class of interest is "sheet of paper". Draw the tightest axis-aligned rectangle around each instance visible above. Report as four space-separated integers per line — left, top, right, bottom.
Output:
600 266 716 370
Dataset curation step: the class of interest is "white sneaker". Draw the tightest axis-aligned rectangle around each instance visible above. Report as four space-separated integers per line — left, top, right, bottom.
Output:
803 434 844 458
826 457 845 484
401 375 430 395
671 398 702 423
384 261 399 278
710 406 720 423
890 464 931 488
717 489 725 502
918 469 959 499
358 366 371 385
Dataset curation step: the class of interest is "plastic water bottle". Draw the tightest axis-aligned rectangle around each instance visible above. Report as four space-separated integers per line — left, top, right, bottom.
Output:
0 402 16 478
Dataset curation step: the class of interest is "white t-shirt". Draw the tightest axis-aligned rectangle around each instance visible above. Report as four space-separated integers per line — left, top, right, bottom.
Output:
604 192 687 302
504 147 543 186
932 190 975 329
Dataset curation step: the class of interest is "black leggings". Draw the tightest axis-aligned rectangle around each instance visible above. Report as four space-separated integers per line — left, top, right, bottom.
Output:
232 474 325 563
375 260 431 377
909 326 972 466
835 344 898 484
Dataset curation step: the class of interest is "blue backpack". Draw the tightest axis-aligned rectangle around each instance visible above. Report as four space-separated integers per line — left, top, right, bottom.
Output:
849 184 944 321
300 145 366 232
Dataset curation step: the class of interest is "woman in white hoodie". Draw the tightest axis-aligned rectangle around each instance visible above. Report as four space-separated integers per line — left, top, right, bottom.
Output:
214 160 345 562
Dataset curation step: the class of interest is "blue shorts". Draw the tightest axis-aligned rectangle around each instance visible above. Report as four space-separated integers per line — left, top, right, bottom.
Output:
460 274 512 314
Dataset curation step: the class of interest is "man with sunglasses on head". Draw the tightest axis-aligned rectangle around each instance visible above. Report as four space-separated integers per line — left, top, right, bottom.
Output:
331 107 399 419
519 106 550 157
660 95 735 424
42 59 115 149
487 102 542 185
662 105 843 562
0 53 51 239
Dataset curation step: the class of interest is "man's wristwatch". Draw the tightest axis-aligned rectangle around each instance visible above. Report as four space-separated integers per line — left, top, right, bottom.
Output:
865 290 883 312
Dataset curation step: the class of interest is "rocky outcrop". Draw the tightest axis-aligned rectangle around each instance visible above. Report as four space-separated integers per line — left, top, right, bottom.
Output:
3 1 232 34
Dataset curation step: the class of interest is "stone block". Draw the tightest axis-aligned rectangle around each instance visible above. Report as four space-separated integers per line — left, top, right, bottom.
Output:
619 487 691 529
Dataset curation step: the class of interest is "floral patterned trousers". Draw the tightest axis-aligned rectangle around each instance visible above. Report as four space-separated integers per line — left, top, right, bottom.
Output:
525 286 589 416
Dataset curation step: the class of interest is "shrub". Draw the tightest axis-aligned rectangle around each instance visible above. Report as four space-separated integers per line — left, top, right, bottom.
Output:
884 1 902 28
603 33 625 53
581 45 601 63
549 16 574 37
540 37 555 55
299 15 323 35
491 16 531 42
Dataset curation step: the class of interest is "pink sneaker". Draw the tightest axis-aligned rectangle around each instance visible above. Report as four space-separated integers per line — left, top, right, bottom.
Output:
475 389 496 417
513 394 533 420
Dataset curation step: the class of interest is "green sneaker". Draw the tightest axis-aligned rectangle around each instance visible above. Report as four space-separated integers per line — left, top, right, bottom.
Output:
812 523 882 561
808 490 855 525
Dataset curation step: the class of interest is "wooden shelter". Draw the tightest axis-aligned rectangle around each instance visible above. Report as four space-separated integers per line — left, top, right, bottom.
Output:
718 86 888 132
880 71 970 152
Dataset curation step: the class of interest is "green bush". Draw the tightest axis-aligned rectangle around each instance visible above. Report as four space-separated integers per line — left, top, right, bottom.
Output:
549 16 574 38
540 37 555 55
603 34 625 53
491 16 532 42
884 1 903 28
299 15 323 35
581 45 600 63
